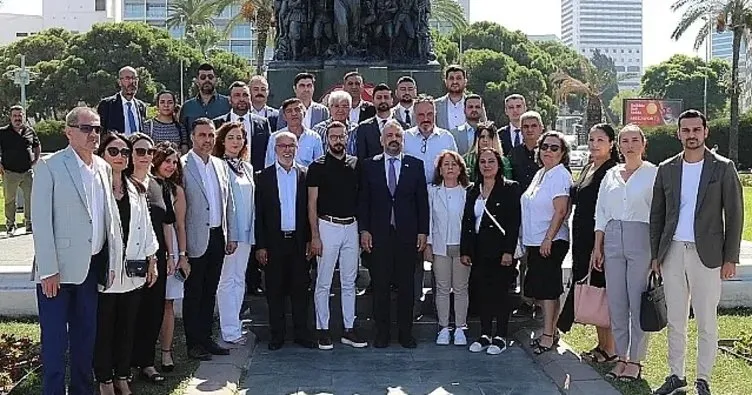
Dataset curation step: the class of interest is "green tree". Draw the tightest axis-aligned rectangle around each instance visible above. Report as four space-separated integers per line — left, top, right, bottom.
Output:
552 58 615 135
431 29 459 67
430 0 469 31
186 24 223 58
609 89 639 125
640 54 729 119
671 0 752 164
217 0 274 75
166 0 217 36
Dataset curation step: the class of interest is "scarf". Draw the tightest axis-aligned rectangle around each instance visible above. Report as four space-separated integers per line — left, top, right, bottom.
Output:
224 156 245 176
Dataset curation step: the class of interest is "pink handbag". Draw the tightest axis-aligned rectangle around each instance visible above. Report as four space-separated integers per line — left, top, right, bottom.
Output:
573 268 611 328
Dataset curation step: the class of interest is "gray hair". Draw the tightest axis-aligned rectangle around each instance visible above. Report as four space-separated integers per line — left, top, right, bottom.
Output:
274 130 298 144
328 90 352 107
65 107 99 126
383 119 404 134
118 66 138 78
520 110 542 126
250 74 268 86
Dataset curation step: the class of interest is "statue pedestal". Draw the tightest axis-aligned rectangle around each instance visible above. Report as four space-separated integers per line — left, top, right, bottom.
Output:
266 61 443 108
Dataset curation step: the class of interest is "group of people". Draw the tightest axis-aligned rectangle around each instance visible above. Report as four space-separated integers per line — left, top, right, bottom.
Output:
0 61 741 395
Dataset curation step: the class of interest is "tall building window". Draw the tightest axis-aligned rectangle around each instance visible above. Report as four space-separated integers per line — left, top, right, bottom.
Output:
95 0 106 11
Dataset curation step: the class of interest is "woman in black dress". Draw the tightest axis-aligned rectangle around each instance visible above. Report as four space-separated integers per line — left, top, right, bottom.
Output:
557 123 619 363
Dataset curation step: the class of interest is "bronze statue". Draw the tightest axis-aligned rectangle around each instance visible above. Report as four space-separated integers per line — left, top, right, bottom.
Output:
285 0 308 60
333 0 361 55
313 0 335 56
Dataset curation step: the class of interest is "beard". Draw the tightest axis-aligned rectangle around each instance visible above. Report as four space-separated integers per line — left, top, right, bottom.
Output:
377 103 391 112
329 144 345 154
200 82 214 94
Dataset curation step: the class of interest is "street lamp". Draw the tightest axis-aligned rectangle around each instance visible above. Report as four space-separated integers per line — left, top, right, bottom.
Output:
180 15 185 104
2 55 38 110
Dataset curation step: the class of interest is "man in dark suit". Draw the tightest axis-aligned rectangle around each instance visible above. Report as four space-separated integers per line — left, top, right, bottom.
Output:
358 120 429 348
356 83 405 160
499 94 527 156
250 75 280 132
97 66 147 135
255 131 315 351
213 80 271 171
649 110 743 395
344 71 376 124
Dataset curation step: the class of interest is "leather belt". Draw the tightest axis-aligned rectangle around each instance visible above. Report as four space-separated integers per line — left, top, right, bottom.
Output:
281 231 296 239
319 215 356 225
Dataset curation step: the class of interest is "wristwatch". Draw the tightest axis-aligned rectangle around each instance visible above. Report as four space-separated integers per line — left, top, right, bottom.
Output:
179 251 187 257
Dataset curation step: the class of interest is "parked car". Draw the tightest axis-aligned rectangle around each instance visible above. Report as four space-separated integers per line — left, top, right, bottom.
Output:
569 145 590 168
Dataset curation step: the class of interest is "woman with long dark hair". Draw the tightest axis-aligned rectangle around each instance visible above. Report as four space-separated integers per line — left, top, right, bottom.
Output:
462 122 512 182
461 147 522 355
143 91 188 153
93 133 158 395
557 123 620 362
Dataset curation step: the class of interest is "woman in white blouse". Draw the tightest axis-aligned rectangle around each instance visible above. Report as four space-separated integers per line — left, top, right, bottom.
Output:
213 122 256 345
94 133 159 395
591 124 657 382
425 150 471 346
521 131 573 355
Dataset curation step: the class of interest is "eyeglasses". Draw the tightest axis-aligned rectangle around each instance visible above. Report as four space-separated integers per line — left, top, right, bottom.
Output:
134 147 156 157
106 147 131 157
328 135 347 141
540 143 561 152
420 138 428 154
69 124 102 134
275 144 297 150
199 74 215 81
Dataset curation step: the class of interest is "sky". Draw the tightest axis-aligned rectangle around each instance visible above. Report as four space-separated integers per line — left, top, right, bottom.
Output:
0 0 704 67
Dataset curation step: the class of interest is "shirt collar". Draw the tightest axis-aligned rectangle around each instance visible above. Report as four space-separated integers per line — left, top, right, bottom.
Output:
376 114 392 123
231 111 251 121
72 148 95 171
275 161 296 174
384 152 403 161
190 149 211 166
399 103 414 112
509 123 521 132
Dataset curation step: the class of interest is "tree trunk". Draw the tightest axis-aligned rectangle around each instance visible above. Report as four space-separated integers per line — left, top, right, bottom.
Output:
254 10 271 75
582 94 602 144
729 26 742 165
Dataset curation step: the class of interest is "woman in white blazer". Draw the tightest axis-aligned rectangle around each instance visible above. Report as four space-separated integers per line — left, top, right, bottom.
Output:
94 133 159 395
213 121 256 345
425 150 472 346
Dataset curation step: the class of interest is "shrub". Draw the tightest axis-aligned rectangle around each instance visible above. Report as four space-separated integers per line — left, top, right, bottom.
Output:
34 120 67 152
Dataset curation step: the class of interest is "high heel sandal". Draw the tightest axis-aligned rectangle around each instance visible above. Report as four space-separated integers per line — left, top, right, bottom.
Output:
605 360 627 380
532 333 558 355
618 362 643 382
139 367 166 384
114 376 133 395
161 348 175 373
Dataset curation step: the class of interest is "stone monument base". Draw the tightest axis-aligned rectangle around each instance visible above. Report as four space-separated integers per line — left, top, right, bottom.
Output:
266 61 443 108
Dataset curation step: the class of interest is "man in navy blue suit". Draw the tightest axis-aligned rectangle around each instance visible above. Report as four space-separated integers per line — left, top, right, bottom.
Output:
357 120 429 348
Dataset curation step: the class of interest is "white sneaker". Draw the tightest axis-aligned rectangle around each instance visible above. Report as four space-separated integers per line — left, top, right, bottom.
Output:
469 335 491 353
436 327 451 345
487 336 507 355
453 328 467 346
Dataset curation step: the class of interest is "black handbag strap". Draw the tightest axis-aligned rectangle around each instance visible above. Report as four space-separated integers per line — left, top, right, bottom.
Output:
648 272 663 290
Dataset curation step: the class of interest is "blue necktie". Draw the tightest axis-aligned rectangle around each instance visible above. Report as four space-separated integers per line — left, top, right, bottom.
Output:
347 127 357 156
388 158 397 225
513 129 521 147
126 102 138 134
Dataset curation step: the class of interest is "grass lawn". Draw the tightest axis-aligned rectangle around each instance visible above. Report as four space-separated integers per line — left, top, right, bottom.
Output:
562 309 752 395
0 317 199 395
744 187 752 241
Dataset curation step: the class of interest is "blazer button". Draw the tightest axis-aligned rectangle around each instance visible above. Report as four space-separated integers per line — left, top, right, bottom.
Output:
206 207 210 211
89 220 92 224
88 238 92 242
206 223 210 226
136 243 140 246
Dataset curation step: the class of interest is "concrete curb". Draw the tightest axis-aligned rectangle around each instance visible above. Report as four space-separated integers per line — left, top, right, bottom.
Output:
512 328 622 395
183 331 258 395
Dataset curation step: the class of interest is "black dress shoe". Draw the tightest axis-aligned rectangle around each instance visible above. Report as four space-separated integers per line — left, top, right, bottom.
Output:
373 338 389 348
268 341 283 350
187 345 212 361
249 287 265 296
294 338 316 349
204 340 230 355
399 337 417 349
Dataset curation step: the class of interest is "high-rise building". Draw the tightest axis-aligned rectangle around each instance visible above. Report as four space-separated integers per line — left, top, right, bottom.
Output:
561 0 643 91
121 0 261 62
712 31 734 62
44 0 121 33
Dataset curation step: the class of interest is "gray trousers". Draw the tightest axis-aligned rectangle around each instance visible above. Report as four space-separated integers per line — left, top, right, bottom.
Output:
3 169 32 228
603 220 651 360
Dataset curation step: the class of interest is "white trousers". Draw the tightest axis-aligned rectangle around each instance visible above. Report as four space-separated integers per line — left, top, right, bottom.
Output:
217 242 252 342
663 241 722 382
314 219 359 330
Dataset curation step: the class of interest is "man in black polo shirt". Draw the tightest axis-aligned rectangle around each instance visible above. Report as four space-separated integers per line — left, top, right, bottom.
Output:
510 110 543 190
0 105 40 236
308 121 368 350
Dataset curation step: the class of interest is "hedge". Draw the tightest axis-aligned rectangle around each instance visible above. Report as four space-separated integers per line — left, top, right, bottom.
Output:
35 120 67 152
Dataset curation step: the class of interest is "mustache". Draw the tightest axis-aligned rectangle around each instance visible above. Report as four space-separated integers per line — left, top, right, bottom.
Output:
255 94 265 98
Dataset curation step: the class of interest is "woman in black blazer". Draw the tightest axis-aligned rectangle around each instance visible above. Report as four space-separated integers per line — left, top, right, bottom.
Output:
460 147 522 355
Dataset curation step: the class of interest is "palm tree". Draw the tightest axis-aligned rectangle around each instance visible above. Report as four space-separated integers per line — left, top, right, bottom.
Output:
430 0 470 32
671 0 752 165
216 0 274 75
186 24 223 58
166 0 218 36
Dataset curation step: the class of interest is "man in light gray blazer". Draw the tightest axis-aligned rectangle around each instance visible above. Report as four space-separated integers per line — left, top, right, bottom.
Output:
434 65 469 131
32 107 123 395
276 72 330 130
649 109 743 395
450 94 484 155
181 117 238 360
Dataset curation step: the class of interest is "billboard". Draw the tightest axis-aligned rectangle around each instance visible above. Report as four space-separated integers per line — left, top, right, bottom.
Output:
623 99 683 127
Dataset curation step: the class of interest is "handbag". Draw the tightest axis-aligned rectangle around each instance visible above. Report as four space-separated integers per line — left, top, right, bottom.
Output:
125 259 148 278
640 272 668 332
574 266 611 328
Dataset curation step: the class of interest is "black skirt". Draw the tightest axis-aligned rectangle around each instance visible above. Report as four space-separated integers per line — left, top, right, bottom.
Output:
524 240 570 301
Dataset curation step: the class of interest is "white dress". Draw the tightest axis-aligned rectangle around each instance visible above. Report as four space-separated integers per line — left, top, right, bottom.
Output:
165 195 184 300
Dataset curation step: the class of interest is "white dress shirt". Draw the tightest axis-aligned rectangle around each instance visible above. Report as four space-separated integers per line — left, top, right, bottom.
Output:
73 151 106 255
521 164 573 246
252 106 267 118
276 162 298 231
403 127 458 183
674 159 704 242
122 98 140 135
265 127 324 168
230 111 254 150
595 162 658 232
303 105 313 129
376 114 392 134
190 151 223 227
395 103 414 125
474 196 485 234
349 103 362 125
446 98 465 132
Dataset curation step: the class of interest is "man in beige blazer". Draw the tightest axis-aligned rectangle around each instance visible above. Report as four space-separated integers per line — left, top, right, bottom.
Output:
32 107 123 395
650 109 744 395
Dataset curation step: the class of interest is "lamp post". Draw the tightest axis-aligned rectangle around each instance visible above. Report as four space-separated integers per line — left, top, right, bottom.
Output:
180 15 185 104
3 55 37 110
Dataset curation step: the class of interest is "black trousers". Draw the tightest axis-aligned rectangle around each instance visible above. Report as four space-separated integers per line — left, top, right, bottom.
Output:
475 256 515 338
95 289 141 382
183 228 226 349
370 227 418 341
132 255 167 368
264 235 311 342
245 247 263 292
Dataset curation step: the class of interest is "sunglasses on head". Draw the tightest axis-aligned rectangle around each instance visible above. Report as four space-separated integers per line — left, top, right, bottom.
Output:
539 143 561 152
70 124 102 134
106 147 131 157
134 147 156 157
